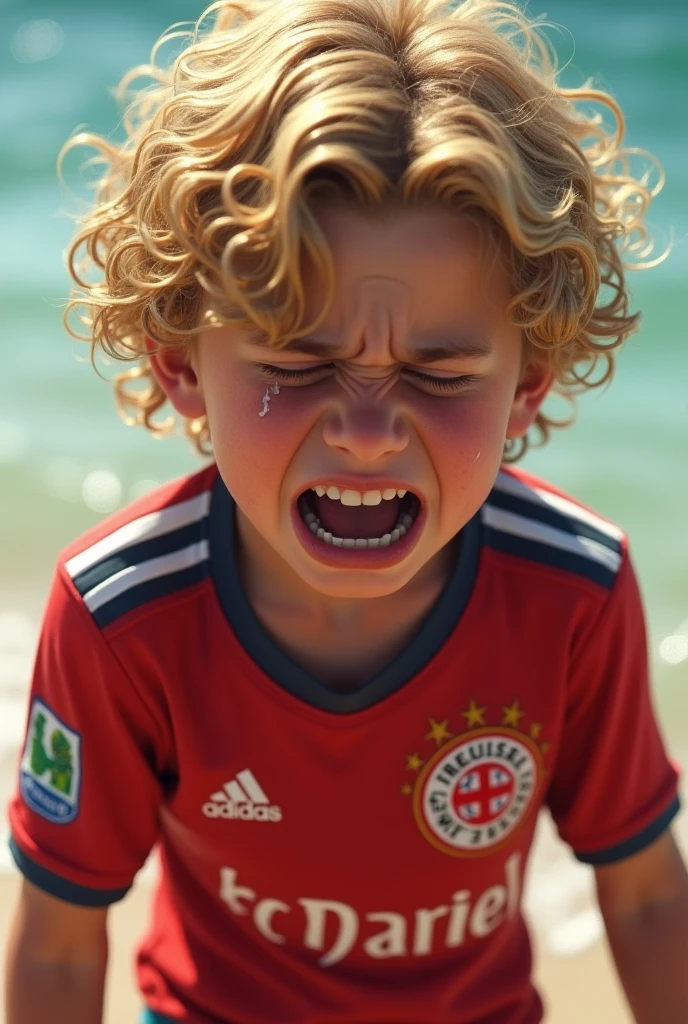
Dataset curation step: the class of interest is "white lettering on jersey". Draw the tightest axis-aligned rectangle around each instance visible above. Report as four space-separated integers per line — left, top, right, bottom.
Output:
299 899 359 966
471 885 507 937
204 770 282 822
254 898 290 944
363 913 407 958
220 867 255 915
447 890 471 946
414 905 450 955
218 853 521 966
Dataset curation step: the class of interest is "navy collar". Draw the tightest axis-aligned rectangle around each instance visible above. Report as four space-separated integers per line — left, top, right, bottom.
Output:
209 474 481 714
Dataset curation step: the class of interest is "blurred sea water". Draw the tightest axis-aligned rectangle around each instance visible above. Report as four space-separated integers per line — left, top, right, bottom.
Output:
0 0 687 950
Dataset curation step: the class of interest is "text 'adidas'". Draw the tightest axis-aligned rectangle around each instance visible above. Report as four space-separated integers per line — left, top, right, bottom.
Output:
202 768 282 823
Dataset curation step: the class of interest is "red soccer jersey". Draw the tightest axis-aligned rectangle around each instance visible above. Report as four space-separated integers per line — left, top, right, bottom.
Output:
8 463 680 1024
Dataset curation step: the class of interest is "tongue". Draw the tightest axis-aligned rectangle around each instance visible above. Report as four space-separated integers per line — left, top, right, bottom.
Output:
313 494 400 539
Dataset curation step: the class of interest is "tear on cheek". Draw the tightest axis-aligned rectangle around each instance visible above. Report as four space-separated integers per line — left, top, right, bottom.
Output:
258 383 281 417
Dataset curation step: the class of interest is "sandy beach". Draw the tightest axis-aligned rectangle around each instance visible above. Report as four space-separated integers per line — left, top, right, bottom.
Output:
0 851 639 1024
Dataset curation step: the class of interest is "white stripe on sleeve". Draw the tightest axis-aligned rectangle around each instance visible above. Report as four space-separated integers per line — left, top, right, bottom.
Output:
81 540 210 613
65 492 212 579
482 505 622 574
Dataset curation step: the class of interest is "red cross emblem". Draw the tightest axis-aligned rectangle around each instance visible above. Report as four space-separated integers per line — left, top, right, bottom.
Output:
451 761 516 825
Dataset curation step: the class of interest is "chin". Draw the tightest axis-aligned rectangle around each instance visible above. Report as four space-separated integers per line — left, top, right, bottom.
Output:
294 562 421 601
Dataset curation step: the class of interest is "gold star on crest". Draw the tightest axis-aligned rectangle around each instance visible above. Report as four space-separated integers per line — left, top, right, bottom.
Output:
529 722 542 740
405 752 425 772
461 699 487 728
400 783 413 796
502 699 525 728
424 718 454 747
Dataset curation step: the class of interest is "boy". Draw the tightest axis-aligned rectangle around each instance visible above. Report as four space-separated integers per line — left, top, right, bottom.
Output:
5 0 688 1021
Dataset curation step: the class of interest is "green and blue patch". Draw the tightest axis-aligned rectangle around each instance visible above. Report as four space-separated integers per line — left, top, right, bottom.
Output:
20 697 82 824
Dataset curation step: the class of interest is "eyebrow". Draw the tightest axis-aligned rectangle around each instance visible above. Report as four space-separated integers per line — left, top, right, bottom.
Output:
246 332 493 363
412 335 493 363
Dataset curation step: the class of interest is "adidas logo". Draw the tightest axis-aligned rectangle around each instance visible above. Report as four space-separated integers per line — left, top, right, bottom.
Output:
202 769 283 822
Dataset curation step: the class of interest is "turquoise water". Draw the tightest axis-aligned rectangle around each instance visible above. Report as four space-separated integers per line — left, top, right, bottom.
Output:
0 0 686 745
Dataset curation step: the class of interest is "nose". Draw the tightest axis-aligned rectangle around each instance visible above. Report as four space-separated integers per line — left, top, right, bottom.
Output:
322 400 410 462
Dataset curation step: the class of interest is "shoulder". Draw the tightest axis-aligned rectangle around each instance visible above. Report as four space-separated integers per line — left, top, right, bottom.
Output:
57 462 218 630
480 465 627 592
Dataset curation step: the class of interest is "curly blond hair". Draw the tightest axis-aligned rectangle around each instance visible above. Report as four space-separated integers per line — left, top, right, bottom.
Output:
61 0 664 460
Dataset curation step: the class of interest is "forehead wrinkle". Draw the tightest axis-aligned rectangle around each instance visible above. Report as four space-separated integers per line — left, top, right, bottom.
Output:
244 325 493 365
243 273 493 364
340 275 412 365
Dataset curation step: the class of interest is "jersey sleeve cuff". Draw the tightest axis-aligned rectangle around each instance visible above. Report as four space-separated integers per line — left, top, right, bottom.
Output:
8 836 132 907
572 794 681 865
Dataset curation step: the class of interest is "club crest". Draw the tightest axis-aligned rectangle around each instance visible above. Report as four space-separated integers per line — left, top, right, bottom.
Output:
402 700 550 857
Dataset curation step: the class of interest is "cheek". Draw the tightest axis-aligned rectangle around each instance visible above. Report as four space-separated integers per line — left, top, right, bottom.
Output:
204 379 317 505
414 390 513 517
417 390 511 460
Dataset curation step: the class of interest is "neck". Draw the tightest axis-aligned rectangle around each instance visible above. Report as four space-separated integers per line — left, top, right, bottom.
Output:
234 509 459 691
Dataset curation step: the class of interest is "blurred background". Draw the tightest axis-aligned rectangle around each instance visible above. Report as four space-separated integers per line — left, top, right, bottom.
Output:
0 0 687 1016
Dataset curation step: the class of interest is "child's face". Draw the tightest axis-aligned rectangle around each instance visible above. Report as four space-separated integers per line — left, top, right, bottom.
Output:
153 205 552 600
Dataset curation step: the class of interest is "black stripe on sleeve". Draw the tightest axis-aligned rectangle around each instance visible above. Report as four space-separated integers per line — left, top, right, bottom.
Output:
482 527 618 589
92 561 210 629
573 795 682 865
71 520 207 597
488 488 622 555
8 836 131 907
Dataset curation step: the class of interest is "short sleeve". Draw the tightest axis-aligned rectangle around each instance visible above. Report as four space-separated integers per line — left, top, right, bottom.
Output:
546 547 681 864
7 566 166 905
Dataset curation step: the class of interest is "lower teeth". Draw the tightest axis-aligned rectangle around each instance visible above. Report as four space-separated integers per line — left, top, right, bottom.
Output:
305 513 416 548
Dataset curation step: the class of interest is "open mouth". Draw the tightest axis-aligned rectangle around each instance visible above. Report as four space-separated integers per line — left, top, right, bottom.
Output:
296 485 422 549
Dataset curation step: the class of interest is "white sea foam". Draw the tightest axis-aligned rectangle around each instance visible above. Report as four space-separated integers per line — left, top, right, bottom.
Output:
0 610 37 657
0 610 37 758
522 811 601 954
545 907 604 957
0 827 13 873
0 697 29 759
82 469 123 514
0 421 29 464
11 20 65 64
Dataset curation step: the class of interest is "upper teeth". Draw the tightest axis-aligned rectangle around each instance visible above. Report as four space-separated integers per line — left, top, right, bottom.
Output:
312 486 408 505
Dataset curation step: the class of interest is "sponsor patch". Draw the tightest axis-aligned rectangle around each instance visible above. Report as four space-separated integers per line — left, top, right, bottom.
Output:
20 698 81 824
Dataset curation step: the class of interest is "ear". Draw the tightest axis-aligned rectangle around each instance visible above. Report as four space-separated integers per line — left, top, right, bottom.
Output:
146 339 207 420
506 360 554 441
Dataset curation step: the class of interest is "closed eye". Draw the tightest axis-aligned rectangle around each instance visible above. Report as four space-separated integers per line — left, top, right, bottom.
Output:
258 363 331 381
405 370 482 392
258 363 481 392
